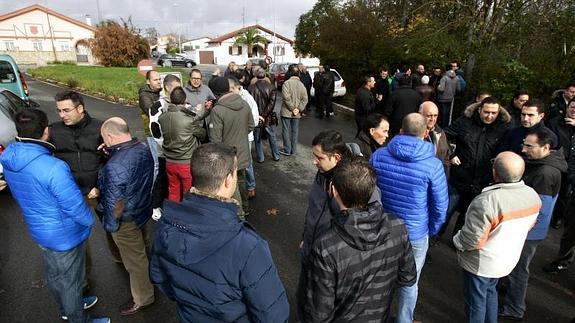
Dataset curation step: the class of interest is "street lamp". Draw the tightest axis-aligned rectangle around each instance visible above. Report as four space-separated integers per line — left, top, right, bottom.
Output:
173 3 181 53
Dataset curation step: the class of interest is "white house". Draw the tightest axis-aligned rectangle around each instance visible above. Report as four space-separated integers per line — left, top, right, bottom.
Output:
0 4 97 66
199 24 318 66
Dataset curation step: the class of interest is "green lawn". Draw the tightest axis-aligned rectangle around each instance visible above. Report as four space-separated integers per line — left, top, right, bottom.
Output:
28 65 189 105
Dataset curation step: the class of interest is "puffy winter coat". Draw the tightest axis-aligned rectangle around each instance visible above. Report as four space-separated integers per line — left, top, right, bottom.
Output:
302 201 416 322
1 139 93 251
524 151 566 240
98 138 154 233
370 135 448 241
49 113 105 194
150 190 289 323
444 103 511 194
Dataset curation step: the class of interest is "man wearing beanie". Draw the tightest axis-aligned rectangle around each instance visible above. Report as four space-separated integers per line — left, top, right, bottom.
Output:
209 76 255 218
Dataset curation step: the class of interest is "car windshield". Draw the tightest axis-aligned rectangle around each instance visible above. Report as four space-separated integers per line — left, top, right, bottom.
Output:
0 61 16 84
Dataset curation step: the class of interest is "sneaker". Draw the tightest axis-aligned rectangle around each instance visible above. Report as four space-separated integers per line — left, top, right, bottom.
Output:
91 317 111 323
61 296 98 320
279 150 291 156
543 261 569 274
498 313 523 321
152 208 162 221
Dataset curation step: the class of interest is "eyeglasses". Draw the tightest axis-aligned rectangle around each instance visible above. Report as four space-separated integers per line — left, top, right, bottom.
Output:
56 106 79 114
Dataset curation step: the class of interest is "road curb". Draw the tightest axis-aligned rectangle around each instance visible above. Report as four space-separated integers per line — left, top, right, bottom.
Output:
28 75 138 108
333 102 354 117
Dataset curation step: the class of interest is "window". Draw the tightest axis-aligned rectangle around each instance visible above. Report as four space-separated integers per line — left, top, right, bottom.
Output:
229 46 233 55
59 42 70 52
4 41 15 51
195 45 200 49
33 41 43 51
229 45 242 56
273 45 285 56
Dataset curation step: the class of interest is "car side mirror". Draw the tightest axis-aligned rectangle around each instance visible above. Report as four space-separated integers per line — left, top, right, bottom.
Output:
28 99 40 108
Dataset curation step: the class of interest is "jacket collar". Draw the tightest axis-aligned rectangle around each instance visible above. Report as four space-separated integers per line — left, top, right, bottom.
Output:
482 180 525 192
189 187 240 206
15 136 56 151
106 138 139 156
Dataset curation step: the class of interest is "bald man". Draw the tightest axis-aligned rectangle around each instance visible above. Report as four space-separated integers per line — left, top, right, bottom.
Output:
420 101 450 176
453 151 541 323
370 113 448 323
98 117 156 315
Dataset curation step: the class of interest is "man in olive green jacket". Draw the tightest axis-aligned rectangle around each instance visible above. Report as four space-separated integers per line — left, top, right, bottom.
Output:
280 65 308 156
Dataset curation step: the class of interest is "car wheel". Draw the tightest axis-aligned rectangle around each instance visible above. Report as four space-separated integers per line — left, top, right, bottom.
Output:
163 60 171 68
186 62 192 68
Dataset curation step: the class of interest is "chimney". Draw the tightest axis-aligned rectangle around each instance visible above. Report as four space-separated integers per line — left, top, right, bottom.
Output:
85 15 92 26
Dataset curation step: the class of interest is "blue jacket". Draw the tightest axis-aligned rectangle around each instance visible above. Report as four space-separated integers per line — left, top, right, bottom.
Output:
523 150 566 240
370 135 448 241
150 190 289 323
1 139 93 251
97 138 154 232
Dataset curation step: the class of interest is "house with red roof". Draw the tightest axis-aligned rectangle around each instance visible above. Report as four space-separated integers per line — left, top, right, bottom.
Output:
0 4 96 66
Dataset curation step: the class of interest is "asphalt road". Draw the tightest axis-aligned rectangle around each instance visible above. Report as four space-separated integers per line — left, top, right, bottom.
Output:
0 78 574 322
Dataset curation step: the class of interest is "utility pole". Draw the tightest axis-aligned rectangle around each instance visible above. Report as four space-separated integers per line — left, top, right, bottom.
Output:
45 10 57 61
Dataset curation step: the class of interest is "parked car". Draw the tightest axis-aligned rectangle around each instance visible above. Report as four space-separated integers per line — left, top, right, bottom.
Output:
269 62 296 89
157 54 197 68
308 67 347 98
0 54 30 102
0 88 36 178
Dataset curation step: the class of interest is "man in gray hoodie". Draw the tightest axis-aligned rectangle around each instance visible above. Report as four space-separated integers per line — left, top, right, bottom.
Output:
437 69 459 128
209 76 255 217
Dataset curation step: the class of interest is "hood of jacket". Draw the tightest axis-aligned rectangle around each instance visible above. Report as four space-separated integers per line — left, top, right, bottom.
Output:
463 101 511 124
159 189 242 264
332 201 389 251
525 150 568 173
386 134 435 162
1 138 55 172
216 93 246 112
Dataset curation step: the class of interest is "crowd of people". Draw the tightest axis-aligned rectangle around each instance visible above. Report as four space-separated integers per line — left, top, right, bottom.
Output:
0 58 574 323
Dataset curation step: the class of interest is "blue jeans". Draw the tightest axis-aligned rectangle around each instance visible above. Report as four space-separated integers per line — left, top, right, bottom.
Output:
254 126 280 162
41 241 88 323
396 235 428 323
463 270 498 323
500 240 540 318
281 117 300 155
245 142 256 190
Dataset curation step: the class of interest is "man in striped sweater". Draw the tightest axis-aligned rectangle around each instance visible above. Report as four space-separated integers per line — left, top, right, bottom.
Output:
453 151 541 323
302 157 416 322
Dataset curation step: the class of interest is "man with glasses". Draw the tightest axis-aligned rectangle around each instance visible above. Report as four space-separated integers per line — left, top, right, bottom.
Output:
184 68 216 111
50 91 122 286
498 128 566 321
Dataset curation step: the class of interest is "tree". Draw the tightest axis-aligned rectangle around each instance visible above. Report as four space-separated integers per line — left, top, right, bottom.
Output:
233 28 268 58
143 27 159 46
90 18 150 67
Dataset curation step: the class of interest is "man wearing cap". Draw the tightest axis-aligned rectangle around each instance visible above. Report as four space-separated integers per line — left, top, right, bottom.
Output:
208 76 255 217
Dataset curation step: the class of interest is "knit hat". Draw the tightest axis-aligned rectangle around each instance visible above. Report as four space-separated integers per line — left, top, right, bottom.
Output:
208 76 230 98
421 75 430 85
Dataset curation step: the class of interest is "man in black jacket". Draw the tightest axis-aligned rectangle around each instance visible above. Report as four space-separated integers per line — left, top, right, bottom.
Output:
549 84 575 120
354 75 381 138
248 67 280 162
313 65 335 118
51 90 121 282
138 70 162 136
499 99 556 154
301 157 416 322
383 74 422 137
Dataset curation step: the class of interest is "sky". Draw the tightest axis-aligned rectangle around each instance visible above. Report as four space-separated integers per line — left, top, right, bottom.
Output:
1 0 317 40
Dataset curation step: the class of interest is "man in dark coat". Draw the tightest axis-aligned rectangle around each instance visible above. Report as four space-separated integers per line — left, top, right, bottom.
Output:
354 75 381 138
383 74 422 137
98 117 155 316
302 157 416 322
138 70 162 136
499 99 556 154
374 67 392 102
444 97 511 236
548 99 575 228
149 143 289 322
549 84 575 120
249 66 280 162
298 63 313 114
313 65 335 118
505 89 529 127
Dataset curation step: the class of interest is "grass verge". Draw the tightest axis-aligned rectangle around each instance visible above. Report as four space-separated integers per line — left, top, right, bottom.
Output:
28 65 189 105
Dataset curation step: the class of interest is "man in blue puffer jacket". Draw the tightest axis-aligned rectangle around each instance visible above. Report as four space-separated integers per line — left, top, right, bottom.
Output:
370 113 448 323
1 109 109 323
150 143 289 322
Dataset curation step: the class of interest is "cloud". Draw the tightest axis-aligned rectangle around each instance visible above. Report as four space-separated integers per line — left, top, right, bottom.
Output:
3 0 316 40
